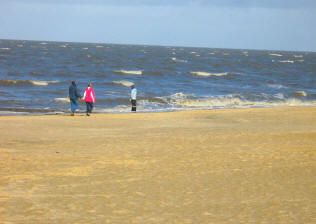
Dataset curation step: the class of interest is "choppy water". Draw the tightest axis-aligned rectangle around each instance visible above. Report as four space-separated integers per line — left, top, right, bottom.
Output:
0 39 315 115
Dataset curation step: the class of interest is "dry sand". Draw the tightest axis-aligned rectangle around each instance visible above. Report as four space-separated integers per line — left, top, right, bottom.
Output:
0 107 315 224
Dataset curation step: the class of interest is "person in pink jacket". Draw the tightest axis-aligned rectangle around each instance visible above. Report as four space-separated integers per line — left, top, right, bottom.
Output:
83 83 96 116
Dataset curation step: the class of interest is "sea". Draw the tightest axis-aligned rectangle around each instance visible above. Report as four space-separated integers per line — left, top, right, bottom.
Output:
0 39 315 115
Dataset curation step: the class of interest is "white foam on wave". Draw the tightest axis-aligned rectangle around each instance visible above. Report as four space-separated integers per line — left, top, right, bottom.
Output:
113 70 142 75
189 71 229 77
96 45 104 48
113 80 135 87
0 80 59 86
267 84 287 89
171 57 188 63
169 92 195 99
0 48 10 50
170 95 316 109
0 111 30 115
60 45 67 48
270 53 282 57
40 42 48 45
54 97 70 103
296 60 304 62
293 55 303 58
82 48 88 50
30 80 60 86
273 93 285 100
279 60 294 64
161 92 316 110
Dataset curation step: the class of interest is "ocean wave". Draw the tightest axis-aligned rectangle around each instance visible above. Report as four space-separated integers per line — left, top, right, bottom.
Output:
154 92 316 110
113 70 142 75
293 55 303 58
138 96 168 104
169 95 316 109
32 80 60 86
105 91 127 95
0 111 30 115
273 93 285 99
113 80 135 87
188 72 229 77
0 80 60 86
171 57 188 63
279 60 294 64
267 84 287 89
270 53 282 57
54 97 70 103
0 107 59 114
294 91 307 97
0 48 10 50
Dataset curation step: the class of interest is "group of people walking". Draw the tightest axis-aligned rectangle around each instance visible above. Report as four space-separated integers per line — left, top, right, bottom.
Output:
68 81 137 116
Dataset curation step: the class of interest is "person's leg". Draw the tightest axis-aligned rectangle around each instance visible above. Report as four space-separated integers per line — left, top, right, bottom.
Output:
90 103 94 113
131 100 136 112
73 100 78 112
86 102 89 115
86 102 93 115
70 99 76 115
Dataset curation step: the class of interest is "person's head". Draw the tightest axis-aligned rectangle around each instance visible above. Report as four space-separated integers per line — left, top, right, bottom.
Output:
71 80 76 86
131 84 135 89
88 82 92 87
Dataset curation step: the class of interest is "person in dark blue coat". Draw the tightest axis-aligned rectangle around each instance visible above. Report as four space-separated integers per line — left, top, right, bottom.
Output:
68 81 82 116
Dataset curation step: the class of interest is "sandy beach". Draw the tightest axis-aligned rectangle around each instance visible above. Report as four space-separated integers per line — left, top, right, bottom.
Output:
0 107 315 224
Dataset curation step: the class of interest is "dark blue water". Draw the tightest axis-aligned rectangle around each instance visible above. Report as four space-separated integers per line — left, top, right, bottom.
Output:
0 39 315 115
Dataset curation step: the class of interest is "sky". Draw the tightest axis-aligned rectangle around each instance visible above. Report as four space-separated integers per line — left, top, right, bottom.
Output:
1 0 316 51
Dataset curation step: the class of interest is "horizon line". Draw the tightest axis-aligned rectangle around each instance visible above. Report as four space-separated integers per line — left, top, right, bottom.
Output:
1 38 315 53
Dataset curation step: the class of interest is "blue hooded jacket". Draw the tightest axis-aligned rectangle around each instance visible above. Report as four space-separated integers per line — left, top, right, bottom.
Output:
69 81 82 100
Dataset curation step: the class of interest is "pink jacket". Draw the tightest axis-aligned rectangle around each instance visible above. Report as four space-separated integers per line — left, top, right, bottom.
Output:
84 87 96 103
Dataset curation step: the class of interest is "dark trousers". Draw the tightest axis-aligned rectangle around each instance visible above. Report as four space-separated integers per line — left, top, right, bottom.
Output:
131 100 136 112
86 102 94 114
70 99 78 112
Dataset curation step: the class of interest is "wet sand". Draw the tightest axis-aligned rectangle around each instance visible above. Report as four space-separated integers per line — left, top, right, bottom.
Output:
0 107 315 223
